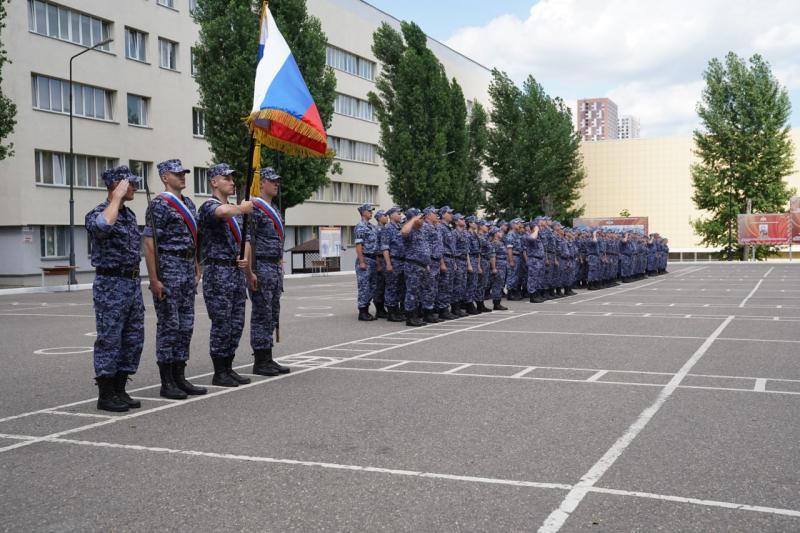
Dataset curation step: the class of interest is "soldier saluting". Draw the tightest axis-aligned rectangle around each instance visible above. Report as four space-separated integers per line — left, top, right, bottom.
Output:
143 159 207 400
85 166 145 412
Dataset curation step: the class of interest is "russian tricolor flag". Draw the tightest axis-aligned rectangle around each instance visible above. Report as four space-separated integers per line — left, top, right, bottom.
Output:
248 1 328 158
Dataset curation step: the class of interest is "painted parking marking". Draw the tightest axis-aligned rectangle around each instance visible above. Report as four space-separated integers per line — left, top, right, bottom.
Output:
34 347 93 355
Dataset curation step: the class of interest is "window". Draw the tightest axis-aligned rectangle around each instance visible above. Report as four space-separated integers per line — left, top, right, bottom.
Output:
127 94 149 126
192 108 206 137
34 150 115 188
327 136 377 164
194 167 209 195
28 1 111 50
334 93 375 121
189 0 197 13
312 181 377 204
40 226 68 258
158 38 178 70
157 0 175 8
31 74 113 120
125 27 147 62
129 160 151 182
190 47 198 76
325 45 375 80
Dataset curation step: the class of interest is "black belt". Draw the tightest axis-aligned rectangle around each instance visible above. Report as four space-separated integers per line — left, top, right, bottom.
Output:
390 255 405 260
512 252 521 256
443 253 457 258
431 256 442 261
205 258 237 267
454 254 467 259
160 249 195 259
255 256 281 264
96 267 140 279
406 258 430 268
362 253 378 259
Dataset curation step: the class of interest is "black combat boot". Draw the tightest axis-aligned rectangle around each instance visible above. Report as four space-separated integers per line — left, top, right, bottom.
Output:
556 287 564 298
388 305 406 322
466 302 480 315
172 361 208 395
375 303 389 319
453 303 467 317
253 349 280 376
530 291 544 303
406 310 424 327
113 372 141 409
158 362 188 400
479 300 492 312
225 356 251 384
508 290 521 301
549 288 557 298
265 351 291 374
96 376 129 412
587 281 598 290
212 357 239 387
565 286 576 296
422 309 438 323
439 306 457 320
493 299 508 311
358 306 375 321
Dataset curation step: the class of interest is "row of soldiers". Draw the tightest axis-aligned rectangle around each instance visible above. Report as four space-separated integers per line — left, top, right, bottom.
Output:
353 205 669 326
86 160 287 412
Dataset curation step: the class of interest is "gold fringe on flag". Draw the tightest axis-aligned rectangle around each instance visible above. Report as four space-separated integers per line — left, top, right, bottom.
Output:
250 141 262 198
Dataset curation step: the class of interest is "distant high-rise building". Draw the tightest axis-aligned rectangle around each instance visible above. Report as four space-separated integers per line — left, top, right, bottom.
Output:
576 98 618 141
618 115 641 139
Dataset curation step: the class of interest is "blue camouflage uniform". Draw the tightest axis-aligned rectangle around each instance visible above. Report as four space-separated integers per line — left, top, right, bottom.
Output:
198 164 247 360
452 219 469 306
374 210 386 309
477 227 492 301
526 227 545 294
381 209 405 308
503 227 519 292
144 160 198 364
421 211 442 311
248 168 285 351
436 207 455 310
466 220 480 303
586 235 601 283
490 233 507 300
402 209 431 312
354 205 378 309
86 167 144 377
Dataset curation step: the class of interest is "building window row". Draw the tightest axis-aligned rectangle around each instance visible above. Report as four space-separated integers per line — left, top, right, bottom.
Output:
28 0 111 51
32 74 113 120
325 45 375 81
334 93 375 122
34 149 117 188
327 136 377 164
314 181 377 204
193 167 209 195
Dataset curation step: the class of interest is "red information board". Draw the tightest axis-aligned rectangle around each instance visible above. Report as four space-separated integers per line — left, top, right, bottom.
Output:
737 213 790 245
791 197 800 244
572 217 649 235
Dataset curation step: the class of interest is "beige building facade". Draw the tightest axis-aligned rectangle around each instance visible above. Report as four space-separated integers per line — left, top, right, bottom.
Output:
0 0 492 284
578 129 800 253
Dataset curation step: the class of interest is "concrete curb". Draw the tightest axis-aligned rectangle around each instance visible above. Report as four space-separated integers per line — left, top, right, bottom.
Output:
0 271 356 296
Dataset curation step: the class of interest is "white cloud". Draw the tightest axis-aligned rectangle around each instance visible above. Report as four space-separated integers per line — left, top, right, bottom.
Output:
445 0 800 136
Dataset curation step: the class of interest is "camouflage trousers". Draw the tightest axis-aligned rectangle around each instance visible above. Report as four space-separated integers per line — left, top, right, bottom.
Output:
452 258 468 303
153 256 195 364
527 257 545 293
203 264 246 359
403 261 427 312
383 260 404 308
249 261 282 351
375 258 385 305
506 255 521 291
435 257 455 308
466 264 478 303
422 261 439 310
491 262 508 300
93 276 144 377
355 256 377 308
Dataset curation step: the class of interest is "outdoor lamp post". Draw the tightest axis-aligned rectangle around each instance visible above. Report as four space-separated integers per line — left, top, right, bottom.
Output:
68 37 113 285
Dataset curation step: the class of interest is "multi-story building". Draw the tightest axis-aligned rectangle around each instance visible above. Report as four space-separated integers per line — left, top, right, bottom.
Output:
617 114 640 139
0 0 492 285
576 97 618 141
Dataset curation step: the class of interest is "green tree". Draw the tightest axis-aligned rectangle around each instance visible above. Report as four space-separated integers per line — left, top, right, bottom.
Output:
484 70 585 222
0 0 17 160
444 79 471 212
462 100 488 214
692 52 796 260
193 0 336 213
368 21 455 208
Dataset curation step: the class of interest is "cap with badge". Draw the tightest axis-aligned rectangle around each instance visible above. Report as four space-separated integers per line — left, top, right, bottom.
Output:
465 215 477 224
406 207 421 218
157 159 191 176
357 203 373 214
374 210 386 220
208 163 236 177
453 213 464 222
259 167 281 181
386 206 402 216
423 206 439 217
438 205 453 216
101 165 142 187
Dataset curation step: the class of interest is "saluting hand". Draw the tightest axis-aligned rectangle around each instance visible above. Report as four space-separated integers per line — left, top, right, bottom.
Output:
112 179 129 201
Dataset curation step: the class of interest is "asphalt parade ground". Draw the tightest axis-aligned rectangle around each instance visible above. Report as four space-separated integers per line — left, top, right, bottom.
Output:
1 263 799 532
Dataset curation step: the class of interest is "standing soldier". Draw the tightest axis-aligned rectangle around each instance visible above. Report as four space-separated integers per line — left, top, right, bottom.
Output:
354 203 378 321
197 163 253 387
464 216 481 315
380 207 406 322
143 159 206 400
489 227 509 310
401 208 428 327
504 220 521 300
421 207 444 323
476 220 493 312
436 206 458 320
526 220 545 303
86 166 144 412
451 214 470 317
245 167 290 376
373 210 389 319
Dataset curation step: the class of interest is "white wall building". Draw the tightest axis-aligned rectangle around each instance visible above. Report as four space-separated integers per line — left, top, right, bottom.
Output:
617 114 641 139
0 0 492 285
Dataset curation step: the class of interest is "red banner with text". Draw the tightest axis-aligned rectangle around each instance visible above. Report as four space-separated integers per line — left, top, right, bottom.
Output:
737 213 790 245
791 197 800 244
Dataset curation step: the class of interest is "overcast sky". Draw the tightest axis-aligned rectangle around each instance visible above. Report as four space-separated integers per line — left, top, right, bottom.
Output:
365 0 800 138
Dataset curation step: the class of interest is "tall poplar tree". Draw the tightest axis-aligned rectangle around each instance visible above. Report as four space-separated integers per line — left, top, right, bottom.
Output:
193 0 336 213
0 0 17 161
484 70 585 221
462 100 488 214
691 52 795 259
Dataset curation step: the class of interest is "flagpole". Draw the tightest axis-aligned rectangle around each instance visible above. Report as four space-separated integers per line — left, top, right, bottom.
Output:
239 136 257 259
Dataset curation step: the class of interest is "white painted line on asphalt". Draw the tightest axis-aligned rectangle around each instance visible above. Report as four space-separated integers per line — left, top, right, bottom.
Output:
465 330 707 341
355 342 408 346
763 267 774 278
511 367 536 378
43 410 113 419
738 279 764 308
571 279 667 304
0 313 96 318
379 361 409 371
585 370 608 382
754 379 767 392
130 396 180 402
325 347 373 352
537 315 735 533
587 486 800 519
443 364 472 374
